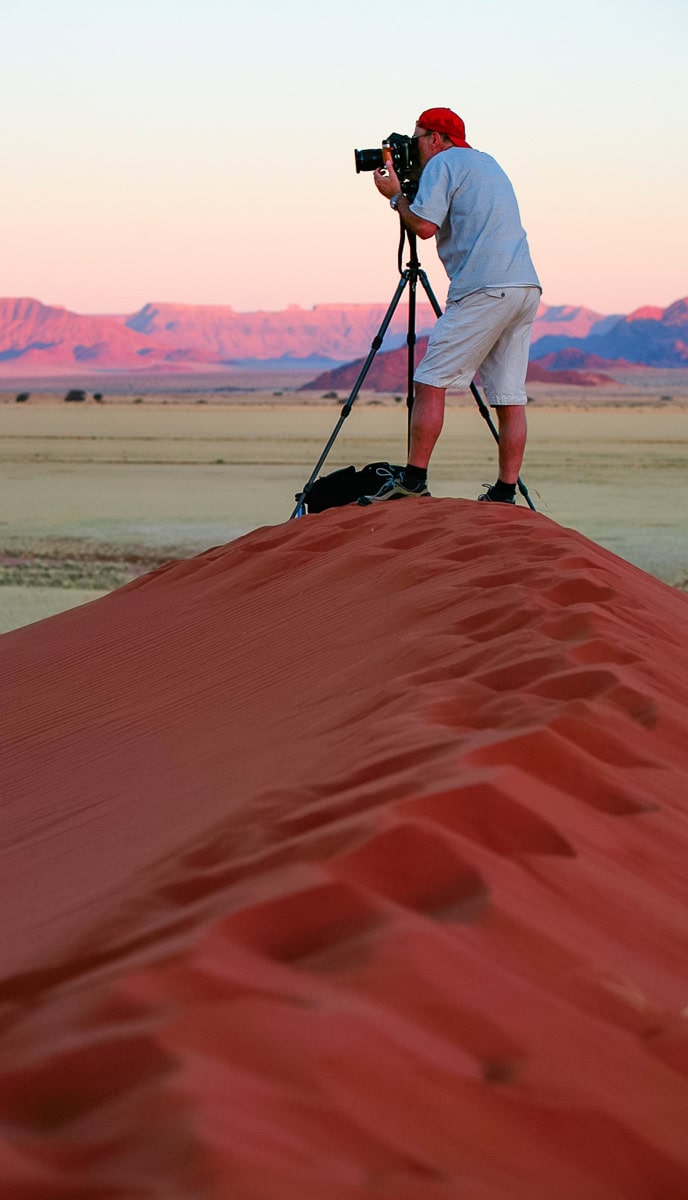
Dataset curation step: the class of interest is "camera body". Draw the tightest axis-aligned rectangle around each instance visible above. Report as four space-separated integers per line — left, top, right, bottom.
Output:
354 132 420 198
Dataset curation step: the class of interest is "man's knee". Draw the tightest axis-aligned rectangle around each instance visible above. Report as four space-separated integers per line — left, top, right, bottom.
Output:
496 404 527 429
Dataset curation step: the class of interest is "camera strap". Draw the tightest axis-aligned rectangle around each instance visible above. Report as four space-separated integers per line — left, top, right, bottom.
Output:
397 218 407 276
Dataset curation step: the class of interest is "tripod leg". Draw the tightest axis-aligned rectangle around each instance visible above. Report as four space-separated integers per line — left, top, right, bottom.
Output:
416 270 537 512
290 272 411 519
417 267 444 320
406 255 417 450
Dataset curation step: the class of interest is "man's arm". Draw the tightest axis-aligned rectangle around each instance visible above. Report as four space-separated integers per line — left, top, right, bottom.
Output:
373 165 438 240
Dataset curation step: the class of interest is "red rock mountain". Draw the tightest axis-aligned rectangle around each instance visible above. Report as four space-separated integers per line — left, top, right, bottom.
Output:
125 302 438 363
0 298 157 370
529 303 619 341
0 298 438 374
0 295 686 375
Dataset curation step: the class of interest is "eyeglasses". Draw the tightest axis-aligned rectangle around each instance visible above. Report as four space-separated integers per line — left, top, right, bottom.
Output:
416 131 435 139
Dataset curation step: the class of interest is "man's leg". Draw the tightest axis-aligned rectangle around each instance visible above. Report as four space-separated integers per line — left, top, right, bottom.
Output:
356 381 443 503
477 287 539 502
495 405 527 484
408 296 496 472
408 381 446 469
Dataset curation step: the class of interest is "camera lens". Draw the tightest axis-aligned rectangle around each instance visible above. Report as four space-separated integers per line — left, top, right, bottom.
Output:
354 148 384 174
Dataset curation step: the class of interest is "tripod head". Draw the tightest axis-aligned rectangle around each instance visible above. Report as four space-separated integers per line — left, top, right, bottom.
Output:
395 221 420 277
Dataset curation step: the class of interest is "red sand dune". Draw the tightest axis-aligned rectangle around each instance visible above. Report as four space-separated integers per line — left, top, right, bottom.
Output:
2 499 688 1199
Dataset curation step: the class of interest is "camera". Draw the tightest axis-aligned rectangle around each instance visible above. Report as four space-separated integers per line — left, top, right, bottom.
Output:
354 132 420 197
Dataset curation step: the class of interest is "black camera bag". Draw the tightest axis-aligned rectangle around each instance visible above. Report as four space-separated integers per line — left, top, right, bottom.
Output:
305 461 397 513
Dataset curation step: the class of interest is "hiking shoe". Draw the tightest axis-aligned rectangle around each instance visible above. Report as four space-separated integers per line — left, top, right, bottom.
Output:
477 483 516 504
358 468 431 505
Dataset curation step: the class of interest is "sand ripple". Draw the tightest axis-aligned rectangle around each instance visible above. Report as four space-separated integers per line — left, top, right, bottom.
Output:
2 499 688 1197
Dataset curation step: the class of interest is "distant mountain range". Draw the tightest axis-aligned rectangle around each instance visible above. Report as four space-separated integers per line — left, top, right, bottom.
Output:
0 296 686 379
530 298 688 368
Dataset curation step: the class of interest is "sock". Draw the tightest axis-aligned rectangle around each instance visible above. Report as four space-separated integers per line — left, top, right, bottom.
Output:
491 478 517 501
403 463 427 484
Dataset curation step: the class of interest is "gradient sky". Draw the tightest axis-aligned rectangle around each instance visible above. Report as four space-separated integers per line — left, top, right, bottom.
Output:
1 0 686 317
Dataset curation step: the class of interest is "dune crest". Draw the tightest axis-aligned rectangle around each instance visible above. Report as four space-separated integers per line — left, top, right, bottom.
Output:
2 499 688 1198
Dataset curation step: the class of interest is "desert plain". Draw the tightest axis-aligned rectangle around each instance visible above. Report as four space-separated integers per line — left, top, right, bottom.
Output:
1 372 687 634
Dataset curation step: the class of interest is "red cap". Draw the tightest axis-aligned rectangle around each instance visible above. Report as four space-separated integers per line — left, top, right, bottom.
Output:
417 107 471 148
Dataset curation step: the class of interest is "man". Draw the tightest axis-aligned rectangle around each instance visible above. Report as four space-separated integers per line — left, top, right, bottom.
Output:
362 106 541 505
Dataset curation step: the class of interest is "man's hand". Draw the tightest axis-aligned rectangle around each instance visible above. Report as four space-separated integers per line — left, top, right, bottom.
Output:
374 164 401 200
373 163 438 240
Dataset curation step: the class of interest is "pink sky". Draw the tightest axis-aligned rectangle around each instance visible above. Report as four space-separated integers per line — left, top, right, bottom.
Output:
1 0 685 317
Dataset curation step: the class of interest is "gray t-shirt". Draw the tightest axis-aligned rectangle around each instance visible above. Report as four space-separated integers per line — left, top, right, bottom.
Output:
410 147 540 302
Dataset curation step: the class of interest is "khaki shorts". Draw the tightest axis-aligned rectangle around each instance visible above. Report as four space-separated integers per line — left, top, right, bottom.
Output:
414 285 541 405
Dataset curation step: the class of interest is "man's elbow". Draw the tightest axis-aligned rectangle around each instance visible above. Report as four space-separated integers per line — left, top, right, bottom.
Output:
415 220 437 240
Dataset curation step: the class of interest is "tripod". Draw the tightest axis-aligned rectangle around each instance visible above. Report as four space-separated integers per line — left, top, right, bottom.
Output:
291 227 536 518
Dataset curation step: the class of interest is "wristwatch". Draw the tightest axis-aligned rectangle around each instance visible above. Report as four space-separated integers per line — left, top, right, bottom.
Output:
389 193 402 210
